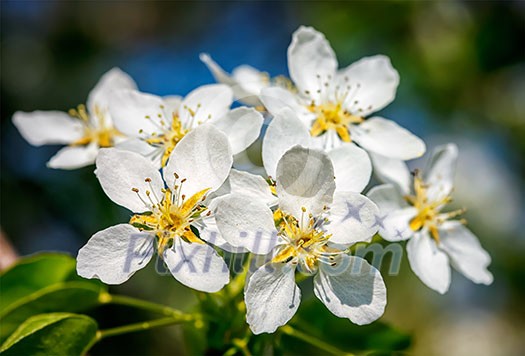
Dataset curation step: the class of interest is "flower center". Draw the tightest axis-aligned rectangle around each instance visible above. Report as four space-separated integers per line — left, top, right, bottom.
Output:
145 114 188 167
272 208 342 274
69 104 122 148
308 101 363 142
129 177 210 255
405 174 465 243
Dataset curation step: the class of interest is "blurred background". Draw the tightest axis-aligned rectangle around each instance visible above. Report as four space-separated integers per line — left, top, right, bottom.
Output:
1 1 524 355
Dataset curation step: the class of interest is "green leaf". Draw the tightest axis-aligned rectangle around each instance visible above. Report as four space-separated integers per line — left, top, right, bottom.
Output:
0 253 105 312
282 298 411 354
0 281 103 343
0 313 98 355
0 253 77 313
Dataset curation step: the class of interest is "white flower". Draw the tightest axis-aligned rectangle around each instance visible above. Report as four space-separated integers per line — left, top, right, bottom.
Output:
12 68 137 169
108 84 264 168
260 26 425 162
76 125 233 293
368 144 493 294
263 107 373 193
200 53 293 107
214 146 386 334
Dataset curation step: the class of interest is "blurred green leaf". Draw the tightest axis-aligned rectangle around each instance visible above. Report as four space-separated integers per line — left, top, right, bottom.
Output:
0 312 98 356
0 253 106 343
282 299 411 354
0 282 103 343
1 253 77 312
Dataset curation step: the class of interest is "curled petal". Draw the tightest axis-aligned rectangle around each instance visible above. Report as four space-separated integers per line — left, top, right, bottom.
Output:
164 238 230 293
276 145 335 218
77 224 153 285
245 263 300 334
407 231 451 294
314 255 386 325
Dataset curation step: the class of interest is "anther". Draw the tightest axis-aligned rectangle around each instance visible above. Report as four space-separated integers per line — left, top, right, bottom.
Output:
145 178 152 183
132 188 139 193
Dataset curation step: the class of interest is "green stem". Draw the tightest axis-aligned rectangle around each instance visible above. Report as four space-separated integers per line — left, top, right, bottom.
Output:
232 337 252 356
99 293 184 318
280 325 353 356
97 316 192 340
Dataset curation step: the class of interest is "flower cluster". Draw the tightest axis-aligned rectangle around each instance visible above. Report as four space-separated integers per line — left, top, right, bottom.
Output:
13 26 492 334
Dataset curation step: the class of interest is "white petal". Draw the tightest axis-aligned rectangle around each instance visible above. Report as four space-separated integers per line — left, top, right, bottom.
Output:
407 232 451 294
199 53 263 106
179 84 233 128
369 153 411 195
115 137 160 157
164 239 230 293
212 169 276 206
439 221 493 285
162 95 183 118
245 263 300 334
367 184 414 242
328 144 371 193
95 148 164 213
232 65 269 97
211 107 264 155
213 194 277 254
13 111 84 146
314 255 386 325
87 67 138 114
367 184 407 213
380 207 417 242
109 89 165 137
260 87 306 117
337 55 399 116
47 142 99 169
276 146 335 218
77 224 153 285
352 117 426 160
287 26 337 100
262 107 310 178
325 191 379 245
164 124 233 198
197 213 248 253
423 143 458 202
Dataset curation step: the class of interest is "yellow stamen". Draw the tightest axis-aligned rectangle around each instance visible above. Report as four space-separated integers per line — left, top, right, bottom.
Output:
271 210 334 273
69 104 122 148
145 114 188 167
405 173 465 244
130 187 210 254
308 101 363 142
